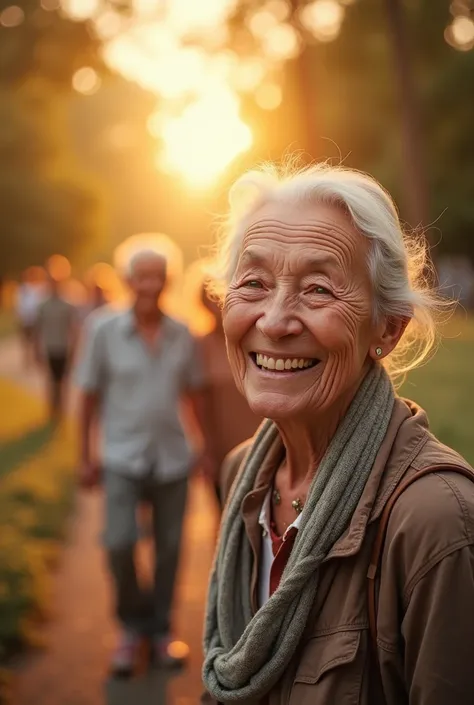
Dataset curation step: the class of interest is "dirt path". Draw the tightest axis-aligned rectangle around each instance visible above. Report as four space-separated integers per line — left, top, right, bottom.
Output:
0 337 217 705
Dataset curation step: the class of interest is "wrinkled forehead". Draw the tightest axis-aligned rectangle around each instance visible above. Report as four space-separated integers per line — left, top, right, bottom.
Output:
238 199 368 274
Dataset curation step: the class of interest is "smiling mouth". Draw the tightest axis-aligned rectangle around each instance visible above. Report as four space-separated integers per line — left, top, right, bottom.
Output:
250 352 320 373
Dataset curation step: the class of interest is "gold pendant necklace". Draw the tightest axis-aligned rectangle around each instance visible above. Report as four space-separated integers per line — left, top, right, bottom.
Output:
291 498 304 514
272 488 304 514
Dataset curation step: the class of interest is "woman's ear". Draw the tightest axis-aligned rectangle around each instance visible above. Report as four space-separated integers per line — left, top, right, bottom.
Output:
370 316 410 361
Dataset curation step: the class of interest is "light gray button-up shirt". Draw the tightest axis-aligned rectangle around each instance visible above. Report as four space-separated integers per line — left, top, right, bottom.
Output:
36 295 77 355
75 308 204 481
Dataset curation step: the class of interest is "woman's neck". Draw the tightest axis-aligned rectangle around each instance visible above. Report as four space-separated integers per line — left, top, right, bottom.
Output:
276 381 361 489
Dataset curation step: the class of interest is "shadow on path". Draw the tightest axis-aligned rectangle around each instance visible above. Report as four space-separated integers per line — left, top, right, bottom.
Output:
105 670 171 705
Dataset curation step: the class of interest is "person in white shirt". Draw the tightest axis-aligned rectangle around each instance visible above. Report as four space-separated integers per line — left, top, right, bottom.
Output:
15 268 45 367
35 275 78 419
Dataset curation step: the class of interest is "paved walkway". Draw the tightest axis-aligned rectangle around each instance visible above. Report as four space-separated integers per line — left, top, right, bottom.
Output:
0 337 218 705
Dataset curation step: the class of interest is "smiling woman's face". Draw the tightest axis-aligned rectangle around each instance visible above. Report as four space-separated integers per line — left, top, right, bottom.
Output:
223 198 380 420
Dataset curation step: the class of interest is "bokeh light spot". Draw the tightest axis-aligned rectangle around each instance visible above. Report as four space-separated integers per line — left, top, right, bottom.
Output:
61 0 98 21
41 0 60 10
159 90 252 188
451 15 474 49
299 0 345 43
255 83 283 111
0 5 25 27
262 23 301 60
72 67 101 95
47 255 71 282
264 0 290 22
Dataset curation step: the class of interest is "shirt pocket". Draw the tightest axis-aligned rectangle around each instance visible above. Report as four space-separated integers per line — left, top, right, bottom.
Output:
289 629 366 705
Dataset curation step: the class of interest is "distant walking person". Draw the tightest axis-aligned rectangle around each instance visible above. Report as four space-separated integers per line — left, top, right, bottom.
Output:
75 249 209 678
79 282 107 323
199 284 261 508
15 268 45 368
35 275 77 420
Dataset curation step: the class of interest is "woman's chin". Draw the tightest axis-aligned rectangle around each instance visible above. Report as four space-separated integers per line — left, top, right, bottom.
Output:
246 391 305 421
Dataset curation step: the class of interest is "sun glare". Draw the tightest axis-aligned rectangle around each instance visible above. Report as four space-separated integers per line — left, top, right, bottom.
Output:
159 89 252 188
61 0 98 21
63 0 258 189
299 0 345 42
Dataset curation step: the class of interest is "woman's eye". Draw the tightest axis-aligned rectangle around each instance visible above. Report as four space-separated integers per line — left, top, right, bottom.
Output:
244 280 263 289
312 285 331 295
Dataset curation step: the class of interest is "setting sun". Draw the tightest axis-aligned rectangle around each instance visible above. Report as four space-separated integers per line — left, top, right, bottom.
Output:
158 89 253 188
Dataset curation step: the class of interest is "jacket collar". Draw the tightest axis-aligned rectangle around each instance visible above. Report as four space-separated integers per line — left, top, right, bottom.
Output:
240 397 432 584
324 397 429 561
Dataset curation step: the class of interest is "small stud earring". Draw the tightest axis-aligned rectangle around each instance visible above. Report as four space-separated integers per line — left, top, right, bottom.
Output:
375 347 383 357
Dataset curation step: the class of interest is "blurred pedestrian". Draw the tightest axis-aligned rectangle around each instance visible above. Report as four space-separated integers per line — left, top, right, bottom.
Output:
75 249 210 678
15 267 45 368
79 282 107 323
34 274 78 420
198 283 261 508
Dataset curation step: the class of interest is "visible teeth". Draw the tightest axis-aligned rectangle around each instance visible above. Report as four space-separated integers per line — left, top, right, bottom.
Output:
254 354 317 372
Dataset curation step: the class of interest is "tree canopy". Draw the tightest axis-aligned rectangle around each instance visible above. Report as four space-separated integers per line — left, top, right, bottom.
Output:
0 0 105 278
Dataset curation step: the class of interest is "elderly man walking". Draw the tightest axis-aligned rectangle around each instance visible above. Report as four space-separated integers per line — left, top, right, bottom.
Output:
75 249 210 677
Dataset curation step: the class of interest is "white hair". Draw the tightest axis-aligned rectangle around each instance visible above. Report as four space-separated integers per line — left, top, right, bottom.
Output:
210 162 450 381
124 249 167 278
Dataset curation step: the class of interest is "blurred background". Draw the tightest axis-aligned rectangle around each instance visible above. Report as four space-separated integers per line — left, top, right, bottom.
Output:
0 1 474 704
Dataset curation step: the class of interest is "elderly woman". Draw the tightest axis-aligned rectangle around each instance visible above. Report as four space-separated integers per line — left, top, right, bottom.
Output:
202 164 474 705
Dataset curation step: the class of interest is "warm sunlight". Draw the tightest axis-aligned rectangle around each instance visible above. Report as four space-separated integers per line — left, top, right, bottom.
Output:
72 67 101 95
299 0 345 42
158 89 253 188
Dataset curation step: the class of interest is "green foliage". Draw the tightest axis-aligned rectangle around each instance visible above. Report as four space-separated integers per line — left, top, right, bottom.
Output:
0 2 106 277
0 83 104 277
224 0 474 258
320 0 474 256
0 0 104 88
400 317 474 464
0 380 76 661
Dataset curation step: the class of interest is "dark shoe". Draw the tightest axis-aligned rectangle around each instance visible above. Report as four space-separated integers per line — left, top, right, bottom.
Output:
110 632 141 679
153 637 189 669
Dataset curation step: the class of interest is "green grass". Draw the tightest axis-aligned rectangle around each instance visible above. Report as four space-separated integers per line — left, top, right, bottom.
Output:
401 316 474 464
0 380 76 664
0 424 53 480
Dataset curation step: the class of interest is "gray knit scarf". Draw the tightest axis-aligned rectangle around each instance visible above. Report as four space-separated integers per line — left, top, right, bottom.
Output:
203 363 394 702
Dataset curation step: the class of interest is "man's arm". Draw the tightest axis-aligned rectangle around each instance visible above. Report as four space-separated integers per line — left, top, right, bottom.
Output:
77 390 101 487
182 333 219 480
32 303 44 363
68 303 81 363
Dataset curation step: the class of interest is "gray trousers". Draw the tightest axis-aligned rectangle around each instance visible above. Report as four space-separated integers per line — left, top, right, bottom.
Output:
103 470 188 638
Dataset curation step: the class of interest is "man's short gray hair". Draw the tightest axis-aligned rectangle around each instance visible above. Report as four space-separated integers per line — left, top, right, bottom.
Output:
210 162 450 381
124 249 167 279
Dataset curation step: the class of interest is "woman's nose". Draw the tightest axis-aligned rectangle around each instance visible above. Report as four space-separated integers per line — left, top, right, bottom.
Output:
255 297 303 340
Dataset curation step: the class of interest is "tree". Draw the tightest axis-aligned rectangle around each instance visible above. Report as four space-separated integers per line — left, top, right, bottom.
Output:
0 0 106 278
204 0 474 255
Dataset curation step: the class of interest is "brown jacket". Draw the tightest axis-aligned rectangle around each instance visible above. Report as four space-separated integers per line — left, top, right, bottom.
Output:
203 398 474 705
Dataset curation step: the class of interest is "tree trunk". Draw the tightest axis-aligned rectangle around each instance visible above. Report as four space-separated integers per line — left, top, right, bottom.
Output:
385 0 430 232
